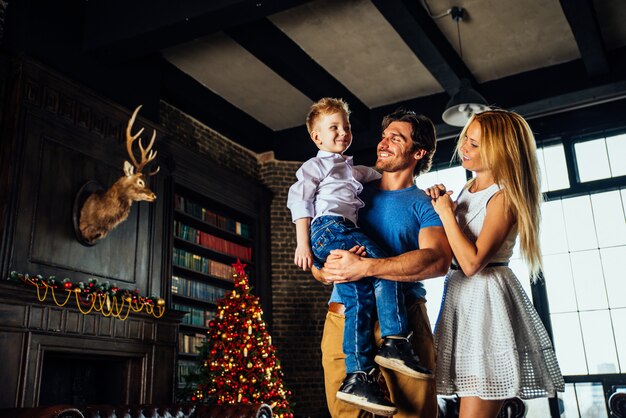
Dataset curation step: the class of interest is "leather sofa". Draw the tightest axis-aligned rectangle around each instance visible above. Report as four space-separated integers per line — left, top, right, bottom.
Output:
0 403 272 418
438 397 525 418
611 391 626 418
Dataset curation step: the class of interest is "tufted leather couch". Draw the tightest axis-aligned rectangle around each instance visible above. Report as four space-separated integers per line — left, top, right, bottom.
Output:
438 397 525 418
0 403 272 418
611 392 626 418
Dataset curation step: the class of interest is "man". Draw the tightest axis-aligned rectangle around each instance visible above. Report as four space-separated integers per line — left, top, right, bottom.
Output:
314 109 452 418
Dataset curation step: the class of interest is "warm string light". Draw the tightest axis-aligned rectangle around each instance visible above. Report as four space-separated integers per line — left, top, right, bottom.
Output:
8 271 165 320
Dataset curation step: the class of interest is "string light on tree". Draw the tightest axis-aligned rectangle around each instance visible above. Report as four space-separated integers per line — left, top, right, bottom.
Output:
186 259 293 417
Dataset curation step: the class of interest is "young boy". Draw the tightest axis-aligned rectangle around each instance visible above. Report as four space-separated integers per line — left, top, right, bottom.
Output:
287 98 432 416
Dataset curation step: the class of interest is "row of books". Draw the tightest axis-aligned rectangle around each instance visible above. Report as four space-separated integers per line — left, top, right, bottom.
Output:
172 248 236 281
179 332 207 355
174 194 252 238
173 302 216 328
171 275 229 303
177 359 198 386
174 220 253 261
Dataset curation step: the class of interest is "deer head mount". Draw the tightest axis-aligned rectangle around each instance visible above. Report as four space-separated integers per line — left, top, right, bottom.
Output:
77 105 160 245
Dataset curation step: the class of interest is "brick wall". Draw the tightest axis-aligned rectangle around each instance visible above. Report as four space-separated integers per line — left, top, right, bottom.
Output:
259 158 333 418
160 102 332 418
159 102 260 180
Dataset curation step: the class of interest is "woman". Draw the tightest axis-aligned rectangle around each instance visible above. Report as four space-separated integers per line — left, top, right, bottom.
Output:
427 110 564 417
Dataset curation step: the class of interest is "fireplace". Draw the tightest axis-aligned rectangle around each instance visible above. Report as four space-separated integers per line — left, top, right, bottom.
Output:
33 342 150 407
39 352 131 406
0 284 181 408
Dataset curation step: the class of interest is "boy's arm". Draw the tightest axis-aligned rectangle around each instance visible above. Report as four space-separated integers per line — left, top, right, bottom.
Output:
287 159 323 271
294 217 314 271
287 159 322 220
323 226 451 282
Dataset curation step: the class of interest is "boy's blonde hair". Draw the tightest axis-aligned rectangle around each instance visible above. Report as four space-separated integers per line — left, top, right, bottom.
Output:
457 110 543 278
306 98 351 134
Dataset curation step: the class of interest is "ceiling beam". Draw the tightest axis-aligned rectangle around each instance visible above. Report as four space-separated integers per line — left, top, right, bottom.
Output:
558 0 609 76
371 0 476 95
224 18 370 131
512 79 626 121
160 59 274 153
83 0 314 61
274 46 626 161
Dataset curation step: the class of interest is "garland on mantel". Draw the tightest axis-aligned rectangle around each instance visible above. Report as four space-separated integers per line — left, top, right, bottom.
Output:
8 271 166 320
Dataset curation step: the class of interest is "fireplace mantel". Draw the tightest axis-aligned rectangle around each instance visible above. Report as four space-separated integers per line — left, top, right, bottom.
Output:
0 281 185 407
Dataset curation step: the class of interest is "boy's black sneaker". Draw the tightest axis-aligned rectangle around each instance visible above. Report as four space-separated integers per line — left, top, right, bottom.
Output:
336 369 398 416
375 333 434 380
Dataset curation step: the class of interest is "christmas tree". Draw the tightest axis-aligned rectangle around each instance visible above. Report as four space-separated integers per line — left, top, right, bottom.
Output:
190 260 293 418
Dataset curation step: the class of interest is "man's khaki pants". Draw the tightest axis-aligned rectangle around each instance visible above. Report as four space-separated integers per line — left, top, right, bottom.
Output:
321 299 437 418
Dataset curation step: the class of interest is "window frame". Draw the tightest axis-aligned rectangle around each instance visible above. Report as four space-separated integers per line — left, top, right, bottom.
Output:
534 129 626 416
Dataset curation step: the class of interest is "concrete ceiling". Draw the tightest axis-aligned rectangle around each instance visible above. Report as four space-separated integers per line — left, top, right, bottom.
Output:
164 0 589 129
156 0 626 161
25 0 626 162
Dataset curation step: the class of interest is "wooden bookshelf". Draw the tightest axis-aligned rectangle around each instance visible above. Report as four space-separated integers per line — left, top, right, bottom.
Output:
164 140 271 392
172 188 257 388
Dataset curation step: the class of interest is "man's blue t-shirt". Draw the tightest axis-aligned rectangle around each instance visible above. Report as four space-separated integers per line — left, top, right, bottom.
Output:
329 183 443 303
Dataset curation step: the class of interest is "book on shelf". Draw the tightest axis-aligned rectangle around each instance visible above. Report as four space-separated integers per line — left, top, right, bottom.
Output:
172 303 215 328
205 310 216 327
172 247 237 281
171 275 228 302
179 332 208 355
174 220 253 261
177 359 198 385
174 194 252 238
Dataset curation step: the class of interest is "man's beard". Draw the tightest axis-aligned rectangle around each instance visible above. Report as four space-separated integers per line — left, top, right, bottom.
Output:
375 153 413 173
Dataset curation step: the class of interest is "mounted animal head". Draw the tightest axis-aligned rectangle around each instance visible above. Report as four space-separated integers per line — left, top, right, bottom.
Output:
78 105 160 245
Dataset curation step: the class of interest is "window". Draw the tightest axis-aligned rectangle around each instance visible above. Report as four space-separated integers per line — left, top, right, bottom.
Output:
534 135 626 416
561 382 609 417
415 163 468 201
415 164 467 329
545 190 626 376
574 133 626 182
537 143 570 192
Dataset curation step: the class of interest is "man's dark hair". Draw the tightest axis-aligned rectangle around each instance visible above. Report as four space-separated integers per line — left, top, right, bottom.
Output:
381 109 437 176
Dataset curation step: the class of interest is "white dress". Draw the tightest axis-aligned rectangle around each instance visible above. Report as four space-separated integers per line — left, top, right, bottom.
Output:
434 184 564 399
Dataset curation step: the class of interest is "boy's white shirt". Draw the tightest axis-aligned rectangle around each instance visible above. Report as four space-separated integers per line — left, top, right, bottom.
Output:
287 150 381 225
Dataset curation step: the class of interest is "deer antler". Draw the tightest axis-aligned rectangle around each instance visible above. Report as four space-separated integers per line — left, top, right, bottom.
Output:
126 105 160 175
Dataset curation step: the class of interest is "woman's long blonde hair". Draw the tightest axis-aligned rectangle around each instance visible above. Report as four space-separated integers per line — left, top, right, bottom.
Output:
457 110 543 277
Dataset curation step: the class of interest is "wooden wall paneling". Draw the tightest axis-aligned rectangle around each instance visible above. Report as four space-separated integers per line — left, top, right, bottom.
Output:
9 99 161 297
0 330 26 407
0 57 178 408
0 56 27 282
0 56 275 408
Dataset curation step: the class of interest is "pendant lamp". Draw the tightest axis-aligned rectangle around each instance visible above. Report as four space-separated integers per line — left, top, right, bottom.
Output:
441 7 489 127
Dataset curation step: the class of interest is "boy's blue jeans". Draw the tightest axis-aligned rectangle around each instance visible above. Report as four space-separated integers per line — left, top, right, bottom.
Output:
311 215 408 373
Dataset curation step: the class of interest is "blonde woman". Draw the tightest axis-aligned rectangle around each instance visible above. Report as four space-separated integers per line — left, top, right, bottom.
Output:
427 110 564 417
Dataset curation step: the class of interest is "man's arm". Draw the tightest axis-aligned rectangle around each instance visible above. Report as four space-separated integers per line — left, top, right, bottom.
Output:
310 245 368 285
322 226 451 282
